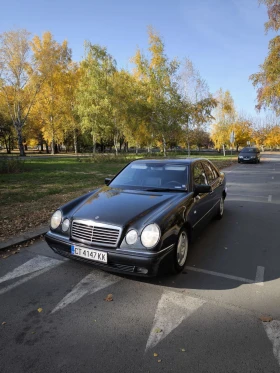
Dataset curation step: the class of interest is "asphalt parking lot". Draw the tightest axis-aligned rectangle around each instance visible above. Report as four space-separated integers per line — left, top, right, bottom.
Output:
0 153 280 373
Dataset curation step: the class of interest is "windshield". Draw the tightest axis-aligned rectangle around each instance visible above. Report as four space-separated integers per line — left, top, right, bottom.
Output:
241 147 257 153
110 162 189 191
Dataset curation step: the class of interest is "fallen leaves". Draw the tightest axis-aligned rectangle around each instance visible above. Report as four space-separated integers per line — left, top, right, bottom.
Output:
37 308 43 313
104 294 113 302
2 322 6 325
157 360 162 363
259 316 273 322
180 348 186 352
154 328 162 334
153 353 158 357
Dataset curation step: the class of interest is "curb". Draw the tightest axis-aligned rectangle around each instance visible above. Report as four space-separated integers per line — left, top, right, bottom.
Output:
0 225 49 251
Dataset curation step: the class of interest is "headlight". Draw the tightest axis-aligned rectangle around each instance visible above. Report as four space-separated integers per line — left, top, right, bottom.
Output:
125 229 138 245
141 224 160 248
251 156 256 159
62 218 70 232
239 155 243 158
50 210 62 230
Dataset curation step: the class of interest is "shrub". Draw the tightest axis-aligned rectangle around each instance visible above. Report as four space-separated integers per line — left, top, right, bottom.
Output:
0 157 25 174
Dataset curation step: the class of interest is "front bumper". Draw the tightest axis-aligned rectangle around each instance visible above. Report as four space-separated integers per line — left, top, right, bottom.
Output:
238 157 258 163
45 231 174 277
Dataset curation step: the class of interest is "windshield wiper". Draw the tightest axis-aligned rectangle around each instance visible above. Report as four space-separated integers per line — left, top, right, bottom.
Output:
143 188 187 193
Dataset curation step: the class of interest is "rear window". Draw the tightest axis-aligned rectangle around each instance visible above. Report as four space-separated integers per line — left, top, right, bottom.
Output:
241 148 257 153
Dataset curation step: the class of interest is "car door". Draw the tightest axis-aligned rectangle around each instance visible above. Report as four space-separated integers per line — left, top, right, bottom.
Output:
189 161 214 229
202 161 221 210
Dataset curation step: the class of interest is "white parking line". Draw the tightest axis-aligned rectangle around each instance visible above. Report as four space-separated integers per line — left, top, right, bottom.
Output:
145 290 206 351
0 256 64 296
0 267 56 296
184 266 265 286
51 270 122 313
255 266 265 286
263 320 280 367
228 193 268 199
268 195 272 203
0 256 63 284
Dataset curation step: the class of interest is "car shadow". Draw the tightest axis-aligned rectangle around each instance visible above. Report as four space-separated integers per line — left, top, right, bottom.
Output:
121 198 280 292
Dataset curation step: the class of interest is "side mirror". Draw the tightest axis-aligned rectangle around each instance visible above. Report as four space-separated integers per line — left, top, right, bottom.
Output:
194 184 212 196
104 178 111 186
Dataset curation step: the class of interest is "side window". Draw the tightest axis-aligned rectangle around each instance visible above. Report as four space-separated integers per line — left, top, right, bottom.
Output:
203 162 218 184
193 162 208 185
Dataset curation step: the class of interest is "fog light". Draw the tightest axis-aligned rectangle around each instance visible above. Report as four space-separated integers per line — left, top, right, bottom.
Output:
62 218 70 232
136 267 148 274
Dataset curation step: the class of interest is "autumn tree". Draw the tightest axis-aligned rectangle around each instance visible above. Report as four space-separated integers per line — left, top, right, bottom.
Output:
250 1 280 113
31 32 71 154
0 29 46 156
0 94 14 153
233 113 253 151
259 0 280 32
250 36 280 114
211 89 236 151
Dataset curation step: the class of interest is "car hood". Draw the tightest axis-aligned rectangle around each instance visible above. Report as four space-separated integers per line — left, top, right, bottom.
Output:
72 187 181 227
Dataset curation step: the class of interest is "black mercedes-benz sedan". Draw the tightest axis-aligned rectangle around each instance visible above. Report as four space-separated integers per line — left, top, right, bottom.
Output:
238 147 261 163
45 158 226 276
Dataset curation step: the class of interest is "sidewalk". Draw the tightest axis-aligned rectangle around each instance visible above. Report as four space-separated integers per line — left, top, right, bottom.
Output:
0 224 49 251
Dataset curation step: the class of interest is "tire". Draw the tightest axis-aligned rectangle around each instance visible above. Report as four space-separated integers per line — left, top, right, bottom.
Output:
170 229 189 274
216 197 224 220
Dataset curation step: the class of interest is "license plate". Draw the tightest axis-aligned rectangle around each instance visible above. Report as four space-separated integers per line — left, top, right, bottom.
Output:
71 245 107 263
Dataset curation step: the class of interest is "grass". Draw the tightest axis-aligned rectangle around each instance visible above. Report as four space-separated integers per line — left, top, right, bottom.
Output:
0 154 236 242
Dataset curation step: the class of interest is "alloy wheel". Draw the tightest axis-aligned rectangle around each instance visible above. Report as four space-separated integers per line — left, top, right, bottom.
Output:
177 231 188 267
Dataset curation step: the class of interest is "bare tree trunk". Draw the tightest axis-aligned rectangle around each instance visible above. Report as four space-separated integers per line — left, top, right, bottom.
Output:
73 130 78 154
114 135 118 155
15 125 25 156
51 117 55 154
162 134 166 157
51 138 55 155
46 141 49 154
92 133 96 154
4 137 10 154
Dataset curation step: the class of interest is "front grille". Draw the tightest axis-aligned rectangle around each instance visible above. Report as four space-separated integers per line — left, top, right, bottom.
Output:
71 220 121 247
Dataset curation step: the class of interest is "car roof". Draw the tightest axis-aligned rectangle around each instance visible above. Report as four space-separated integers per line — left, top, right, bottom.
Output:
131 158 210 165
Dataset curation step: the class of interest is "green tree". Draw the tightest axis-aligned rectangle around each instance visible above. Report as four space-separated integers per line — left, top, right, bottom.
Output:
77 43 116 153
131 27 181 156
